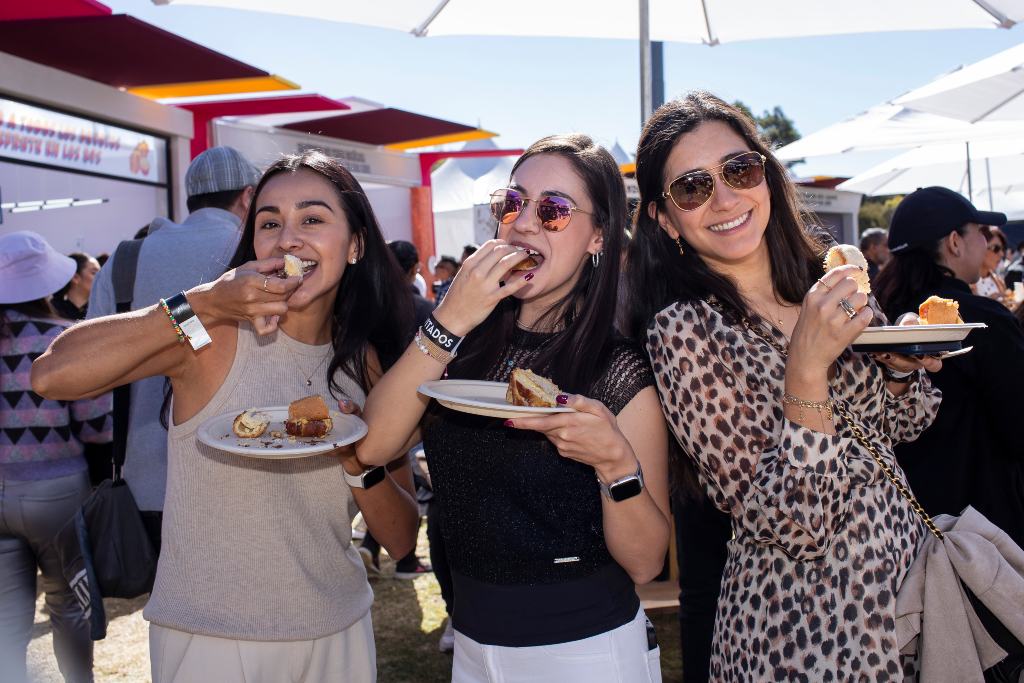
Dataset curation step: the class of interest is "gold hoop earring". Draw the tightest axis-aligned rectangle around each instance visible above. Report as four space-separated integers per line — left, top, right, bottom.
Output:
675 237 685 257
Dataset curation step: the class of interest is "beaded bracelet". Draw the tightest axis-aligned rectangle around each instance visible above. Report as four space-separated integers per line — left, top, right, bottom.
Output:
414 329 453 365
158 298 187 344
782 393 834 423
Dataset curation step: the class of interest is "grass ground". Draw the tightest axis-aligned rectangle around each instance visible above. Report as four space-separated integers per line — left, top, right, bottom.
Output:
27 523 684 682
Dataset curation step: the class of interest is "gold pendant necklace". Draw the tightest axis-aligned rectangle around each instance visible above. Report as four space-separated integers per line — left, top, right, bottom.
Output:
284 345 330 387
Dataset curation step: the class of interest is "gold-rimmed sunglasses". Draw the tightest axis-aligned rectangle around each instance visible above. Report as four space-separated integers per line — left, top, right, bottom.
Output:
489 188 592 232
662 151 767 211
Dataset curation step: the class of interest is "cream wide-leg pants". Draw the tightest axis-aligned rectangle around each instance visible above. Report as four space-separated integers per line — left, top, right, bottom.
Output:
149 611 375 683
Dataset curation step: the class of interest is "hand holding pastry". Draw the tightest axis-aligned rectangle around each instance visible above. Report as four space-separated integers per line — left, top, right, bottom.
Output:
432 239 536 336
188 257 301 335
787 264 873 381
505 393 637 483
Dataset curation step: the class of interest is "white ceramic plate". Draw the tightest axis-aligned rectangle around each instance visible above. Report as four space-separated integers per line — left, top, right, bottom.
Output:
197 407 367 458
418 379 575 419
853 323 986 346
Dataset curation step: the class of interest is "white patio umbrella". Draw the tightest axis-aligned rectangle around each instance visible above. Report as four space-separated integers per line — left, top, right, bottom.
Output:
893 42 1024 122
153 0 1024 121
836 138 1024 204
775 104 1024 160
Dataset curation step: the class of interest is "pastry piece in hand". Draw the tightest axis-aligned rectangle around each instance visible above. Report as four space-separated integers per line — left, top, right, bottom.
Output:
232 410 270 438
918 296 963 325
509 248 543 272
506 368 560 408
823 244 872 295
284 395 334 438
273 253 304 280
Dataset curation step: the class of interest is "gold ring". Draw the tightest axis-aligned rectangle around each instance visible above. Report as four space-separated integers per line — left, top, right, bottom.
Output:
263 276 269 292
817 278 833 292
839 297 857 319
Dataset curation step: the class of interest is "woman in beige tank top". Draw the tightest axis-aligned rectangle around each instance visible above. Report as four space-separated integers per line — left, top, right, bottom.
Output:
32 151 420 683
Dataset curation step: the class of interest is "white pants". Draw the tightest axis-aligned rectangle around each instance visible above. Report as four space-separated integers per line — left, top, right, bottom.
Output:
452 608 662 683
149 612 375 683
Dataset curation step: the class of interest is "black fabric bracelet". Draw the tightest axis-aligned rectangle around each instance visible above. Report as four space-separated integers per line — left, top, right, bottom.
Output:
422 313 463 354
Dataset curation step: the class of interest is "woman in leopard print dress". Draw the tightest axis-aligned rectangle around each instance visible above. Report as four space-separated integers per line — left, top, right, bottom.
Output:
626 92 942 682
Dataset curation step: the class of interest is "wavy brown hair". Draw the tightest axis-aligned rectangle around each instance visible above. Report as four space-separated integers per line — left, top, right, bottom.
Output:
625 91 827 340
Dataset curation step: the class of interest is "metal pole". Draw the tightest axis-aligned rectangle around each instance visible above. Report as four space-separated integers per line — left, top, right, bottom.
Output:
639 0 652 125
986 158 994 210
966 141 974 199
652 41 665 111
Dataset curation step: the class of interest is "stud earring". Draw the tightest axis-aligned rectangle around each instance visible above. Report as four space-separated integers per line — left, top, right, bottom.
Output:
591 251 602 268
349 257 357 265
675 237 686 257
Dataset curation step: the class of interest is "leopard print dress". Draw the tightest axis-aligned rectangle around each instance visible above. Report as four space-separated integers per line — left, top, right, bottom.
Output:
647 300 941 682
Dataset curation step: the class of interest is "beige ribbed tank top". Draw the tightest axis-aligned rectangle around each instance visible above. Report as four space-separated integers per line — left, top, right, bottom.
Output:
143 322 372 641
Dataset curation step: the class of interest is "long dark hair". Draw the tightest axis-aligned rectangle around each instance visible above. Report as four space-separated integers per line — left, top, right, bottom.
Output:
626 92 826 499
874 230 963 323
447 134 627 394
0 299 58 340
227 151 413 396
625 91 826 340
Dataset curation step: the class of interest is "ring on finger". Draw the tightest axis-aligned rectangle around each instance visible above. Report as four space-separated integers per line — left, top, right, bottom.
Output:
263 275 270 292
817 278 833 292
838 297 857 319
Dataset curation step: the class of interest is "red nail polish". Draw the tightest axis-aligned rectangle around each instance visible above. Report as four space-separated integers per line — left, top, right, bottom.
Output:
556 394 568 405
524 272 535 281
504 419 514 427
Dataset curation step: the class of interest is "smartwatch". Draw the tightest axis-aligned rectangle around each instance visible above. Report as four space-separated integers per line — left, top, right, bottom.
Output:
597 462 645 502
343 465 386 490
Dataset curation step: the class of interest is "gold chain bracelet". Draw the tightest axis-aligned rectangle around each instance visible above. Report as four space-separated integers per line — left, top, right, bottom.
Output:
782 393 834 423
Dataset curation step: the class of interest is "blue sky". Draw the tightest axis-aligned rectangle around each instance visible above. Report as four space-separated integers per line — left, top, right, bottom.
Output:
107 1 1024 178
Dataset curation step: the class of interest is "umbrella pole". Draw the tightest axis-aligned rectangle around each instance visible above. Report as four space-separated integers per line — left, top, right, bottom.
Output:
639 0 652 125
966 141 973 198
986 158 993 210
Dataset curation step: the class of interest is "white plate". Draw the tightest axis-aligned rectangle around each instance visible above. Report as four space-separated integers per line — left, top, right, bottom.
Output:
197 407 367 458
418 379 574 419
853 322 986 346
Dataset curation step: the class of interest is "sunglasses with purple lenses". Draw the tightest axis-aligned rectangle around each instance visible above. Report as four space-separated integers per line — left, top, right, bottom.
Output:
489 188 590 232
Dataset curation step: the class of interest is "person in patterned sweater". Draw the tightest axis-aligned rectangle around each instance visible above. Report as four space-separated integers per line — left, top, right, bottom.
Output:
0 231 112 683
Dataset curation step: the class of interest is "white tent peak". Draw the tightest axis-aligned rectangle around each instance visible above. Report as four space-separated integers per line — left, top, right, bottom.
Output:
611 140 634 166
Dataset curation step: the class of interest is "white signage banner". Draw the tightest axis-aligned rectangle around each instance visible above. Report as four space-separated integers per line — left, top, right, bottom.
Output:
0 98 167 184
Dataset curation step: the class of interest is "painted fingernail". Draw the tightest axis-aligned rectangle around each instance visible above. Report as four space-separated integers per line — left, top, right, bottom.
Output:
503 419 515 427
524 272 535 281
556 394 569 405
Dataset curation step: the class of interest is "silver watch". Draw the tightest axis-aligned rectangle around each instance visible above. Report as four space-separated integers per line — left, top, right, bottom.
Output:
597 462 645 502
344 465 386 490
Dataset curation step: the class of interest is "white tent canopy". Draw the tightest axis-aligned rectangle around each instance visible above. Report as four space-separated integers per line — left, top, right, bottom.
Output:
154 0 1024 43
836 138 1024 201
893 42 1024 122
430 141 518 260
775 104 1024 161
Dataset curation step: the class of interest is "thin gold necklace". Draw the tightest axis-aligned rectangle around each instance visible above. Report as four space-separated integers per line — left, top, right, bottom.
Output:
283 344 331 387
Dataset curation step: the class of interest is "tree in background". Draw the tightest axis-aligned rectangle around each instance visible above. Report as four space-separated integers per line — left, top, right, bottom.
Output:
858 195 903 234
733 101 801 148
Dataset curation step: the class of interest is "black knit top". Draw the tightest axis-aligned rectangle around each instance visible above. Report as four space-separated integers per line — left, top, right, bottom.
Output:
422 327 654 646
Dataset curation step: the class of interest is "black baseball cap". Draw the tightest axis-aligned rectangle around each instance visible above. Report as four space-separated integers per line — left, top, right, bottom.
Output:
888 186 1006 253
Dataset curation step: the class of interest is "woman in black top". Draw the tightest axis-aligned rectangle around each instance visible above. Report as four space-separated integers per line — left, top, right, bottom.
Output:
358 134 670 682
52 252 100 321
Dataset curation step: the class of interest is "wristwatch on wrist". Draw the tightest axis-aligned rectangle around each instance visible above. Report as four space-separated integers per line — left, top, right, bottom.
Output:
597 462 645 502
881 365 916 384
343 465 386 490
